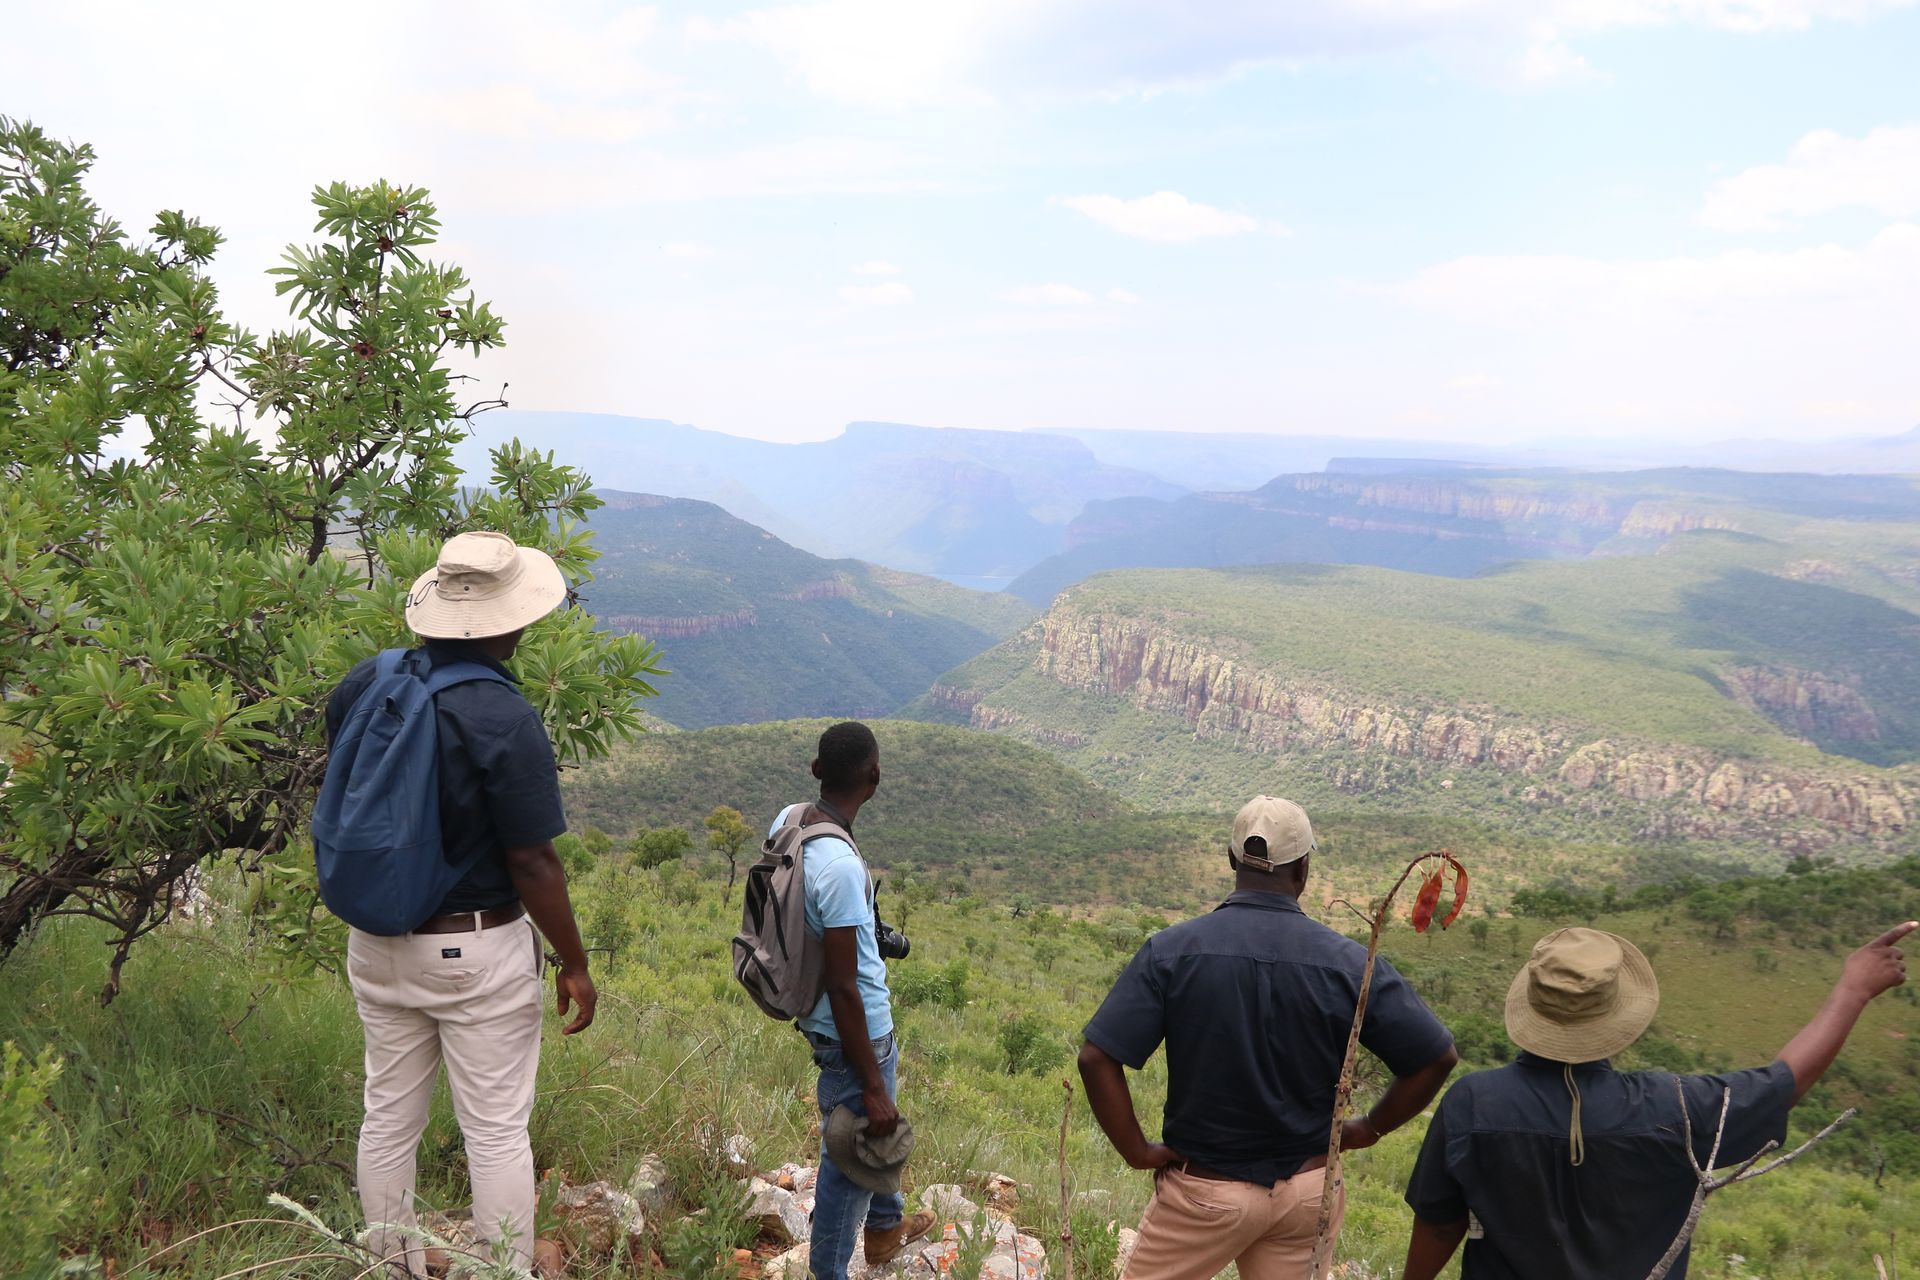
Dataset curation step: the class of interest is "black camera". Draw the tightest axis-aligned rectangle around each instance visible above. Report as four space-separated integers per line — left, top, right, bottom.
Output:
874 918 911 961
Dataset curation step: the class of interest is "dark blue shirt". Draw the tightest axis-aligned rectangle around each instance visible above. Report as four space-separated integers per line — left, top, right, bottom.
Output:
1404 1052 1795 1280
324 642 567 916
1083 890 1454 1185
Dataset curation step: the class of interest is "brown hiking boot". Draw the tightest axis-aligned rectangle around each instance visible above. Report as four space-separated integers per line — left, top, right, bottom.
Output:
864 1210 937 1266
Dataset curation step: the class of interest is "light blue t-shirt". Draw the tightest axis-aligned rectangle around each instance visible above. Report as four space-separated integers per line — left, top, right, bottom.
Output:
771 805 893 1041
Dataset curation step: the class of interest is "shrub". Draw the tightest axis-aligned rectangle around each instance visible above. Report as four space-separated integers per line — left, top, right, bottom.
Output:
0 1043 76 1277
998 1013 1069 1076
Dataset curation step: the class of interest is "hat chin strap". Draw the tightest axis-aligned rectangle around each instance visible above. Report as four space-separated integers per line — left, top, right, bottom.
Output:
1563 1064 1586 1168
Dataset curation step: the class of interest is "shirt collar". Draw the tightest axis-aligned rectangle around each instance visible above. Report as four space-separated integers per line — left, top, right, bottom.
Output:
424 639 519 684
1216 890 1306 915
1516 1049 1614 1072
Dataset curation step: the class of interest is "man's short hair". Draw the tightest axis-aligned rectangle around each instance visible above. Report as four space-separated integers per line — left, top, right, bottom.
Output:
816 721 879 791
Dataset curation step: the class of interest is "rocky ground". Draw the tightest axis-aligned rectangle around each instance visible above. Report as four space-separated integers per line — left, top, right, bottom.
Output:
407 1136 1129 1280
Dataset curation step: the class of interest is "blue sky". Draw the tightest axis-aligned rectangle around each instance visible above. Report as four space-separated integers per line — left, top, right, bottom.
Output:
13 1 1920 444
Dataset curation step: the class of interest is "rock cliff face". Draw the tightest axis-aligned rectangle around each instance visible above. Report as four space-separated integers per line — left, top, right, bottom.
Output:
604 609 756 640
939 611 1911 848
1723 665 1881 745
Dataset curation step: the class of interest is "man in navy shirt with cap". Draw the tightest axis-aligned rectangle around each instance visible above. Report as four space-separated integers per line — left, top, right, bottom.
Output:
1078 795 1459 1280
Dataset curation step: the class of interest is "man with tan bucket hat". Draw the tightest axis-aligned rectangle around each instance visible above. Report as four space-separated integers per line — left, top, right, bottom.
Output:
1401 920 1917 1280
1080 796 1459 1279
322 532 597 1276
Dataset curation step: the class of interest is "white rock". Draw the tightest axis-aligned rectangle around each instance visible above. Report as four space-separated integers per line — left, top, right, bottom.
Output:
765 1243 810 1279
627 1153 675 1216
724 1133 756 1176
746 1177 812 1246
1115 1227 1139 1277
554 1179 645 1256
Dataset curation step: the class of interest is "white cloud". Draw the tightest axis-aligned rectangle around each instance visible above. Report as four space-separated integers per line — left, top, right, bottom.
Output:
663 241 719 260
418 86 673 142
1003 282 1094 305
1513 40 1601 85
851 260 903 276
697 0 1917 104
1106 287 1145 305
1397 222 1920 320
1699 125 1920 231
838 281 914 306
1053 191 1278 242
1387 223 1920 434
1448 373 1501 391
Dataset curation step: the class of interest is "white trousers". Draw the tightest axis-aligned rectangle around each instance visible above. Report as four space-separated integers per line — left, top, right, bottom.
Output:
347 915 544 1276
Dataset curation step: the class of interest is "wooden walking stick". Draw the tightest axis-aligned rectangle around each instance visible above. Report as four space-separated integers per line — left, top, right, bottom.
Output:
1308 850 1470 1277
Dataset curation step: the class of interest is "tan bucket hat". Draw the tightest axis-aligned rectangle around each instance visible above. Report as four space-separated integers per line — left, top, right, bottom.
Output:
1504 927 1660 1063
1230 795 1315 868
404 532 567 640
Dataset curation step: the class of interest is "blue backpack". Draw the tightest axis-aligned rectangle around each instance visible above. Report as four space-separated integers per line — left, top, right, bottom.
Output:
312 648 514 935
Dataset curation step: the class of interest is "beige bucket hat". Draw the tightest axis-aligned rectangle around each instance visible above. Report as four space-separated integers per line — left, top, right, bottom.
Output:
1504 927 1660 1063
404 532 567 640
1230 795 1316 869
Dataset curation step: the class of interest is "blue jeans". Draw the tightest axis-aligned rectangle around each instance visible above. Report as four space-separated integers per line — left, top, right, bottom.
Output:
810 1031 903 1280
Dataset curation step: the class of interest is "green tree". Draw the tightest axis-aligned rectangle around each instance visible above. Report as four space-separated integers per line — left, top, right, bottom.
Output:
704 805 754 903
630 826 694 870
0 120 663 996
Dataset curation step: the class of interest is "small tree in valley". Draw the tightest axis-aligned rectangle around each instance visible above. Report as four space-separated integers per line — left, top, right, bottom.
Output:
705 806 754 903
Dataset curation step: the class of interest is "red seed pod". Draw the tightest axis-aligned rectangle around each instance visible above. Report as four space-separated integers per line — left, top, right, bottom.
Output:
1439 862 1470 930
1410 865 1446 933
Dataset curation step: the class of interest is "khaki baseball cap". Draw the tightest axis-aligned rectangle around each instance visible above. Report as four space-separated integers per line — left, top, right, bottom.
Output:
1230 795 1315 869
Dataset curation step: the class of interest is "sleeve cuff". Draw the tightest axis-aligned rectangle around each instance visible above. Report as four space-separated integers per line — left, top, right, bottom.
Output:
1082 1022 1151 1071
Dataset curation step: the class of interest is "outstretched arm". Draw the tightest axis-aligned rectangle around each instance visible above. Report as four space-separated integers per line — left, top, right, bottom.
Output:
1078 1041 1181 1170
1778 921 1915 1104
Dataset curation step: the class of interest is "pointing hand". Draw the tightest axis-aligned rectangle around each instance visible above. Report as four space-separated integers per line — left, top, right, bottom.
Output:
1842 921 1916 1002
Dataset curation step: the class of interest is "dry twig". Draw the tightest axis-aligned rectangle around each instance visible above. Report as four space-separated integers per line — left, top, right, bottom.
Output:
1643 1080 1856 1280
1309 849 1468 1277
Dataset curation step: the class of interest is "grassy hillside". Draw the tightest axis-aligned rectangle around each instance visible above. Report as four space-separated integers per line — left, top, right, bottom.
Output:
912 534 1920 858
565 719 1765 913
3 852 1916 1278
563 718 1212 907
581 493 1031 727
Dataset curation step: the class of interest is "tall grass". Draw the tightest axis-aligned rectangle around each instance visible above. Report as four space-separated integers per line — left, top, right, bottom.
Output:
2 850 1914 1278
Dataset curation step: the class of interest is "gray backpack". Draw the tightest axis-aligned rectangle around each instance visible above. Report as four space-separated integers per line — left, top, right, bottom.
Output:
732 805 864 1021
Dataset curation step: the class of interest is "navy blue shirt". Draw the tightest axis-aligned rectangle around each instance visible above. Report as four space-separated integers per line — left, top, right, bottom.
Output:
1404 1052 1796 1280
1083 890 1454 1185
324 642 567 916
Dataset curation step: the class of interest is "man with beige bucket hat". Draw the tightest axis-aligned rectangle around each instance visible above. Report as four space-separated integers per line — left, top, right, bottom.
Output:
1401 919 1916 1280
1080 796 1459 1279
322 532 598 1275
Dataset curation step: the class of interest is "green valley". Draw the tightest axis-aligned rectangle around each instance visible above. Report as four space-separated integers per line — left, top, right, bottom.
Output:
581 493 1032 727
910 532 1920 862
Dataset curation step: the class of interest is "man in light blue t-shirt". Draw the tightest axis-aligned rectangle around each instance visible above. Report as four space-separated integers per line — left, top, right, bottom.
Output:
770 721 934 1279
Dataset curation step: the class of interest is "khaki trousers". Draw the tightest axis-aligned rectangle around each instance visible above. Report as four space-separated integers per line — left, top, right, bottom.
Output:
1122 1165 1346 1280
347 916 544 1276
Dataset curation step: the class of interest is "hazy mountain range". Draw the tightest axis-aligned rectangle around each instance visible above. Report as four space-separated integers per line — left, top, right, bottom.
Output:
458 411 1920 587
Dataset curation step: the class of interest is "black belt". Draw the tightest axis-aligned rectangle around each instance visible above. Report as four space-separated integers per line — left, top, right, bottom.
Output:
1171 1154 1328 1184
414 902 526 934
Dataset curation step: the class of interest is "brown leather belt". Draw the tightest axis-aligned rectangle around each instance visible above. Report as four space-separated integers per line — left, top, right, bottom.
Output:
414 902 526 934
1175 1153 1327 1183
